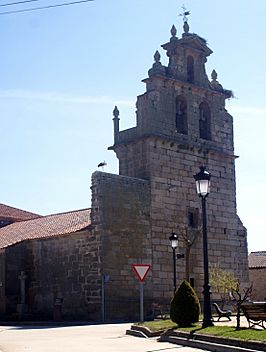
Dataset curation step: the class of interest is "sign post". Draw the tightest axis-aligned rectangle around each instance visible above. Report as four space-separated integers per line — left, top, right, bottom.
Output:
132 264 151 322
140 282 144 322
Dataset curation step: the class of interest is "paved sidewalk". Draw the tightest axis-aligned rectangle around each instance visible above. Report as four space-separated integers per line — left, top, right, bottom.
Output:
0 316 263 352
212 315 249 328
0 323 208 352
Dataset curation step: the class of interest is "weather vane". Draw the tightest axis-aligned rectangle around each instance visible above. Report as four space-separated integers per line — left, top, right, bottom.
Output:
179 5 190 22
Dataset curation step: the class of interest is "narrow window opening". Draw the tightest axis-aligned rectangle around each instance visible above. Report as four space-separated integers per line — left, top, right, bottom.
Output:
188 212 195 228
190 278 195 288
187 208 199 228
176 96 188 134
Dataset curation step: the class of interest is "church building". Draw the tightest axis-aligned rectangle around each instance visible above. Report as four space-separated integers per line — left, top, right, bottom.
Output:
0 18 249 321
90 18 249 319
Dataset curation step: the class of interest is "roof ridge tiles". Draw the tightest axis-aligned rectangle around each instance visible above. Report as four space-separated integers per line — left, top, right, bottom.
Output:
43 207 91 218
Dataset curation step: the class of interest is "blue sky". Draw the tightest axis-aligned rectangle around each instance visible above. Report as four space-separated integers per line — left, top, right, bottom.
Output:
1 0 265 252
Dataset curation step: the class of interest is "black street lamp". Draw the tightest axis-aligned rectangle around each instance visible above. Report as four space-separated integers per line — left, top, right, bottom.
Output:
194 166 214 328
169 232 178 294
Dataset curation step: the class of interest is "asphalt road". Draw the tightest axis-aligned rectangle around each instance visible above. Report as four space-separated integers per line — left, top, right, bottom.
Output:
0 323 208 352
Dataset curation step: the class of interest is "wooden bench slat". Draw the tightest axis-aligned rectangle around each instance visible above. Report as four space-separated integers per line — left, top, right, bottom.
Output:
241 303 266 329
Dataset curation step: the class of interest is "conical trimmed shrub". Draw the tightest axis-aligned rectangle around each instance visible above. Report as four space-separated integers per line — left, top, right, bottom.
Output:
170 280 200 327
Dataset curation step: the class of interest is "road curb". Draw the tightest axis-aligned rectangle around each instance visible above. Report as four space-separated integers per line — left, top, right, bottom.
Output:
125 329 148 338
160 330 266 352
126 324 163 337
128 324 266 352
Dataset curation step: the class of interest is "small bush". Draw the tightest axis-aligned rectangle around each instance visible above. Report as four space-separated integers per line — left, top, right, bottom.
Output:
170 280 200 327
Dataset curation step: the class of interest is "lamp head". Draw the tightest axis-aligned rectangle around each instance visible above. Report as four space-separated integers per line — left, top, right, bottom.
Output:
169 232 179 249
193 166 211 198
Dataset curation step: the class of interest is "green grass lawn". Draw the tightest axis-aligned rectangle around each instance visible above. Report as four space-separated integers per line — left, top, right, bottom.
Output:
136 319 177 332
136 320 266 342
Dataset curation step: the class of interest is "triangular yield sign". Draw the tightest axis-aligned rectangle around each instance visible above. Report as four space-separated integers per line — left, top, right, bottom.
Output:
132 264 151 282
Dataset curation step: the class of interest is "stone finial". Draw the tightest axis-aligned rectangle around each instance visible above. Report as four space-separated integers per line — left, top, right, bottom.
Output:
171 25 177 38
154 50 161 63
210 69 233 97
170 25 178 42
113 106 120 119
210 69 224 93
113 106 120 144
211 69 218 81
148 50 166 77
183 20 189 34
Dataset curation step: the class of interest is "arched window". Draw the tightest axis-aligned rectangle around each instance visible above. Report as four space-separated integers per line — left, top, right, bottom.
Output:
187 55 194 83
176 96 188 134
199 102 211 140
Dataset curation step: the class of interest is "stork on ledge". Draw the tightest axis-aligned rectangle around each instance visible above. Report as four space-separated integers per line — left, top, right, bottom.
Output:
97 161 107 171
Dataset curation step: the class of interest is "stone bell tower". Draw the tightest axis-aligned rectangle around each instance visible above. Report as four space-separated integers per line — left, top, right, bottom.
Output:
109 18 249 296
106 18 249 307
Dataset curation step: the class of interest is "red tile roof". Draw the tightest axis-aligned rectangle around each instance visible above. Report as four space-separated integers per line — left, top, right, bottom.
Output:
0 203 40 222
0 208 91 249
249 251 266 268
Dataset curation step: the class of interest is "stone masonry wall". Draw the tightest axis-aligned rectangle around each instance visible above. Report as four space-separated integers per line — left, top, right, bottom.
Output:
91 171 152 320
3 229 101 321
5 242 27 318
146 137 249 301
27 229 100 320
114 137 249 305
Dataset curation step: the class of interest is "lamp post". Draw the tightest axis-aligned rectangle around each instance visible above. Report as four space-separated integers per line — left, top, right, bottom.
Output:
169 232 178 294
194 166 213 328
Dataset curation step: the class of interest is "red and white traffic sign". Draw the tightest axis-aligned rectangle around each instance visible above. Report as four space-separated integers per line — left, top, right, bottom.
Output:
132 264 151 282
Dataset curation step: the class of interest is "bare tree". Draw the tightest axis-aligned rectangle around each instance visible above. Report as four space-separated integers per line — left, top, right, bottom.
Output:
231 281 253 330
180 228 200 282
210 267 253 330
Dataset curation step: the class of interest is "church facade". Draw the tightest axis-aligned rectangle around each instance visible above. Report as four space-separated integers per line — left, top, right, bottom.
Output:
90 19 249 319
0 19 249 322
